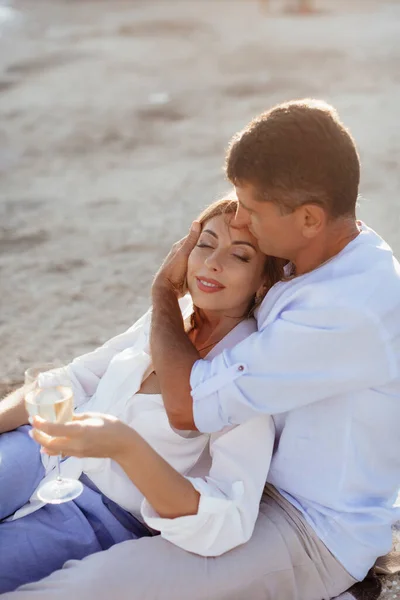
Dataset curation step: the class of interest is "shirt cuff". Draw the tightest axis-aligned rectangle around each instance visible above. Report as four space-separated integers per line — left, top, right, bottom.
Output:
190 354 248 433
140 477 244 556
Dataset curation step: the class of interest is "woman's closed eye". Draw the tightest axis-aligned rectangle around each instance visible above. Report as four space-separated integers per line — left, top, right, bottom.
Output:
197 242 214 249
233 253 250 263
197 242 251 263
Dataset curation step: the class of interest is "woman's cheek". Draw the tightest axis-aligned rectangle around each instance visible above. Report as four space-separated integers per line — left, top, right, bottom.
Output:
187 247 201 269
186 253 196 278
228 264 250 297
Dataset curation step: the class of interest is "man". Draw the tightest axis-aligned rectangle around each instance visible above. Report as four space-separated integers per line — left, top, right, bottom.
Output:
3 99 400 600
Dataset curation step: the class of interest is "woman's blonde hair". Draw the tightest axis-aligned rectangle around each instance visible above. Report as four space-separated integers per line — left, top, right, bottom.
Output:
189 195 286 329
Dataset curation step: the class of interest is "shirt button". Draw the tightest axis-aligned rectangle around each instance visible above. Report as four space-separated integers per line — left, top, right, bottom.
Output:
237 365 244 372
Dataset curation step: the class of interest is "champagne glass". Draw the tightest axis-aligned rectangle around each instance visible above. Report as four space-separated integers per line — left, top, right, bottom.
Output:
24 370 83 504
24 362 61 385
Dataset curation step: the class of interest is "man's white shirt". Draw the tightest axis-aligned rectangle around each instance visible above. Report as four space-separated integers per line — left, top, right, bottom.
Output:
191 223 400 580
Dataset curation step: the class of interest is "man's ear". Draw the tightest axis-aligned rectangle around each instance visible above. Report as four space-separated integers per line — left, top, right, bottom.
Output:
299 204 327 239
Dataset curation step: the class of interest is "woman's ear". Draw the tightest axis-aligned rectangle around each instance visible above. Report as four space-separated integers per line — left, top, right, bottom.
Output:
254 282 268 306
247 282 268 318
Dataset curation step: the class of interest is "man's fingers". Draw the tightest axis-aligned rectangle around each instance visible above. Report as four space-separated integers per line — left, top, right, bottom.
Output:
188 221 201 242
177 233 188 244
180 221 201 255
191 221 201 234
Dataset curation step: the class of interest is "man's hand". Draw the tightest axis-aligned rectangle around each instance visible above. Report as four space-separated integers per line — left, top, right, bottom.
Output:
152 221 201 297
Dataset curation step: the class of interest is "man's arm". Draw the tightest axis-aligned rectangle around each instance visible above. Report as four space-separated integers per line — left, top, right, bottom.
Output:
190 305 395 433
0 384 32 433
150 284 199 430
150 225 395 436
150 223 201 430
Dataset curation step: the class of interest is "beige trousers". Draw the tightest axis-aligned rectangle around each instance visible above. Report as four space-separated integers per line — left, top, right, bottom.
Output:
2 485 357 600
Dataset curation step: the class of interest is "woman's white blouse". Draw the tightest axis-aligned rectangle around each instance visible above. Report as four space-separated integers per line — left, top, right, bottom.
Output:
12 296 275 558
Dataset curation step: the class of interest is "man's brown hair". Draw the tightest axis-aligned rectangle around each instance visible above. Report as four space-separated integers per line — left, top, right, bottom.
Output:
226 99 360 218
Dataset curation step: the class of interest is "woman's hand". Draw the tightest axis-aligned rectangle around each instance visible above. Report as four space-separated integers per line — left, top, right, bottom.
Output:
33 412 201 520
30 412 134 463
152 221 201 297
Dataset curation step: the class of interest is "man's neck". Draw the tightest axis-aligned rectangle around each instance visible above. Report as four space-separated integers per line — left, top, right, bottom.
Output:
293 218 361 276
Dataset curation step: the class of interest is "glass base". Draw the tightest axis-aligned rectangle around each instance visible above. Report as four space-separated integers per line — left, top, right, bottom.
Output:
37 477 84 504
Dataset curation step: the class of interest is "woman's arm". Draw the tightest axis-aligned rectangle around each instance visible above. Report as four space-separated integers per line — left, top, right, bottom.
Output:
141 415 275 555
0 383 35 434
31 413 200 519
32 411 274 555
117 427 201 518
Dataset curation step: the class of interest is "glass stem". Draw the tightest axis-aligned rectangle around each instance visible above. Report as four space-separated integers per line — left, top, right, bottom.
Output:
56 455 62 482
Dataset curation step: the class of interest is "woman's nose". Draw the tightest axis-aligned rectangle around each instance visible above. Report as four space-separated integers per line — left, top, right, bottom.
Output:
205 252 222 272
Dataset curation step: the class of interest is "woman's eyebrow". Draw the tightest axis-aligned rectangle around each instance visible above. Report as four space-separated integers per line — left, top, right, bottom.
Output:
203 228 256 251
202 229 218 239
232 240 257 251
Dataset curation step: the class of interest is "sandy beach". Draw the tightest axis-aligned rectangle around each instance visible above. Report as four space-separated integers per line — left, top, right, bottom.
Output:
0 0 399 384
0 1 400 596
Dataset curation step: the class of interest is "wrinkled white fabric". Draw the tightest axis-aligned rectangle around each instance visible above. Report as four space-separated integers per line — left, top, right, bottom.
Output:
11 298 274 558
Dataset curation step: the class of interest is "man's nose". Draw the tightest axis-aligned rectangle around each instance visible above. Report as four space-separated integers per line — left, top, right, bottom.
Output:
234 204 250 227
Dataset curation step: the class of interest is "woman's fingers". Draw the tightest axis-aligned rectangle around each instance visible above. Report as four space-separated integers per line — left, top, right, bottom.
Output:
30 413 120 459
71 413 89 421
32 415 105 441
32 416 82 437
31 428 71 452
71 412 102 421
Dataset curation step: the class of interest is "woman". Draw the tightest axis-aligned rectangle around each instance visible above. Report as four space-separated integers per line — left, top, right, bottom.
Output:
0 197 284 593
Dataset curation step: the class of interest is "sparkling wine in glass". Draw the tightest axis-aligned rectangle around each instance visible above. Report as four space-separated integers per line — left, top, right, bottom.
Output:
24 362 61 385
25 385 83 504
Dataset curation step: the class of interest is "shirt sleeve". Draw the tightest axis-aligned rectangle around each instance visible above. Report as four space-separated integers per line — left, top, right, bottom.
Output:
190 305 395 433
38 308 152 407
141 414 274 556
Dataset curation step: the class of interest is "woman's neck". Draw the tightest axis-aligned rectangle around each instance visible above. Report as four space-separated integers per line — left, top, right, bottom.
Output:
190 309 245 355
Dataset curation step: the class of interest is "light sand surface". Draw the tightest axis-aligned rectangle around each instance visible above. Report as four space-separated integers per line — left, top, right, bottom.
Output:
0 2 399 595
0 0 399 388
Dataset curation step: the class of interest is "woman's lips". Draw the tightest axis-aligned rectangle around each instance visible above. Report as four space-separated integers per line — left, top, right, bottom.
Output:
195 277 225 294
